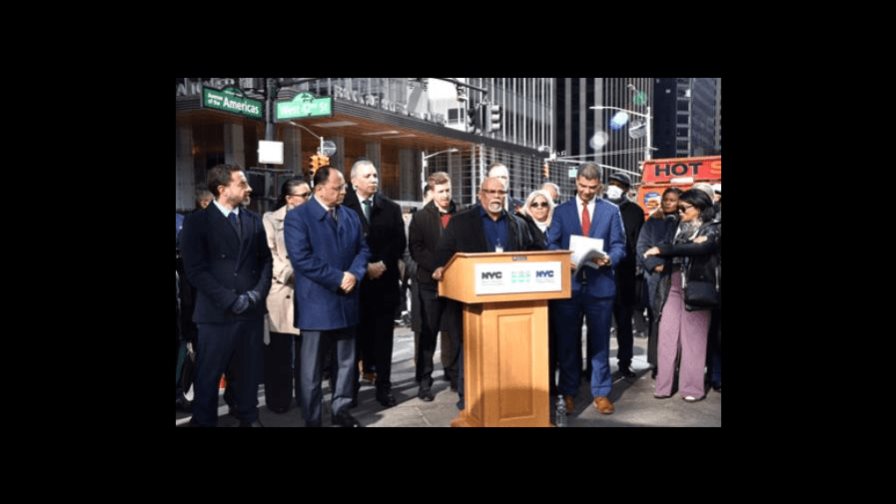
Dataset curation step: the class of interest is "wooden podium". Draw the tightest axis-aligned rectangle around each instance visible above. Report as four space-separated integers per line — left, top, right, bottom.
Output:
438 250 571 427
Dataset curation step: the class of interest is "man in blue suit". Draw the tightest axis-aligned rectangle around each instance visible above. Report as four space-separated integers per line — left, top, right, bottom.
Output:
180 164 273 427
546 163 625 415
285 166 371 427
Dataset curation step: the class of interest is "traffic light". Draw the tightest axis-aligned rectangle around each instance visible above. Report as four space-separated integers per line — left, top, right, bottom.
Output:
309 154 331 177
466 106 482 132
489 105 502 132
543 162 550 179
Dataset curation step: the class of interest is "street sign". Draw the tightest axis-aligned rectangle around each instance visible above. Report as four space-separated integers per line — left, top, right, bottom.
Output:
633 90 647 106
275 92 334 121
201 86 263 119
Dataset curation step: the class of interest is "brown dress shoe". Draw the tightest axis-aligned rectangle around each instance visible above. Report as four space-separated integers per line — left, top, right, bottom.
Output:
593 396 615 415
563 395 575 413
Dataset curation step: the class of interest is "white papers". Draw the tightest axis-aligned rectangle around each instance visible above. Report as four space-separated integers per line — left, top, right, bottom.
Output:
569 234 608 273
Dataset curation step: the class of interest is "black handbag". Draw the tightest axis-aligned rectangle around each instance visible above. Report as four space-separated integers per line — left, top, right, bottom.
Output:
180 344 196 392
684 280 719 308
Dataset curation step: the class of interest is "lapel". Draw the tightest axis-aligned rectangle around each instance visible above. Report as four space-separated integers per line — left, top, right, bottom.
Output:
214 207 242 252
235 209 251 265
504 210 518 250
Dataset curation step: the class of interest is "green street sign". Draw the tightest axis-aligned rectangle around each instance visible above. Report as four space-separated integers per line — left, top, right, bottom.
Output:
201 86 263 119
275 93 333 121
632 90 647 106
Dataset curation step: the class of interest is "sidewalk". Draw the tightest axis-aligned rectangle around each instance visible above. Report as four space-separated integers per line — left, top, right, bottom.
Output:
176 324 721 428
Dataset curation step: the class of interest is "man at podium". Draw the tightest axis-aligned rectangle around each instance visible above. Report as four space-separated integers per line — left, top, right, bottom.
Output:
434 176 541 409
546 163 626 415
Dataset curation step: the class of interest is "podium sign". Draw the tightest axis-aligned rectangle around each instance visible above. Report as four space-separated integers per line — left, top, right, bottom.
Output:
473 261 562 296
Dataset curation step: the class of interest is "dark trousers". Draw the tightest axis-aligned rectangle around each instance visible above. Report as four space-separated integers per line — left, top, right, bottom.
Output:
613 299 634 368
647 305 659 369
192 319 263 426
416 284 460 387
264 332 301 411
357 297 397 392
705 307 721 386
300 328 356 426
555 293 614 398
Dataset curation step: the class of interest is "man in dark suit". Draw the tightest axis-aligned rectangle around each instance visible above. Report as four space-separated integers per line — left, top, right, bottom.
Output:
546 163 625 416
409 171 461 401
180 164 273 427
604 172 644 378
285 166 370 427
343 159 406 408
434 176 540 409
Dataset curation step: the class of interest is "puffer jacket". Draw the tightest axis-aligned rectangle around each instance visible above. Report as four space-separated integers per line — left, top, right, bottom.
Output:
652 219 721 316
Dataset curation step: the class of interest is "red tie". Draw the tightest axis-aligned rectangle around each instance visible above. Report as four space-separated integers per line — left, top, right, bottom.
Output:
581 200 591 236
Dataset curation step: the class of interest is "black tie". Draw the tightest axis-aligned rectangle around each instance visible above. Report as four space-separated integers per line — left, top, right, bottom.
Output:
228 211 241 238
362 199 372 222
328 208 337 223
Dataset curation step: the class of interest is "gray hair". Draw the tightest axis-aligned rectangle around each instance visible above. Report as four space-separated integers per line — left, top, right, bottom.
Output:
350 159 376 178
577 162 601 181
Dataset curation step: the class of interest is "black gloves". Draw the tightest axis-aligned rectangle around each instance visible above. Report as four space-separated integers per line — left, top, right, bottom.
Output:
231 293 250 314
231 290 261 315
246 290 261 306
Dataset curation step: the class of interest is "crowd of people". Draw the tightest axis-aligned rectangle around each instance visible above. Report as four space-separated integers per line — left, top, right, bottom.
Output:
175 160 721 427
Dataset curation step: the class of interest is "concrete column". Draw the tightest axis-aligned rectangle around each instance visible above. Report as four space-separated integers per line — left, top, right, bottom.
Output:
332 136 346 173
175 124 194 210
399 148 418 201
223 122 245 168
365 141 381 168
283 126 303 176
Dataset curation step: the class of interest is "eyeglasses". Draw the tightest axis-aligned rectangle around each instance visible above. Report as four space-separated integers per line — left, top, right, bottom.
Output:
530 202 549 208
678 204 695 213
290 192 311 198
481 189 507 196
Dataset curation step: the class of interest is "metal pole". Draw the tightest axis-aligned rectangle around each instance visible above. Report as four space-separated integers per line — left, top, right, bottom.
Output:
420 151 427 198
646 105 652 161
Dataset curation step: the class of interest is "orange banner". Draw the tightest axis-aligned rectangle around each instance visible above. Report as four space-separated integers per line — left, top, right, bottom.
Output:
641 156 721 184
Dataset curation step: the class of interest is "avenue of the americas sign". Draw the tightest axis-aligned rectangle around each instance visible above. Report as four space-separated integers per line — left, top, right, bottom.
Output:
201 86 263 119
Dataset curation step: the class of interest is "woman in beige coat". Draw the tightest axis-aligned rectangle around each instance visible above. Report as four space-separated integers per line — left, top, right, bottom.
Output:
262 177 312 413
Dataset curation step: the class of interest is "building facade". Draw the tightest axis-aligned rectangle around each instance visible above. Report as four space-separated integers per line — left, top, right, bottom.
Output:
553 78 654 191
176 77 554 213
652 77 721 159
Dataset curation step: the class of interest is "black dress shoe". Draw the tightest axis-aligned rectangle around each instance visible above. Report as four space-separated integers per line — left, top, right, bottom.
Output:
176 396 192 412
417 387 435 402
618 366 636 379
331 411 362 427
376 390 397 408
268 405 289 414
239 419 264 427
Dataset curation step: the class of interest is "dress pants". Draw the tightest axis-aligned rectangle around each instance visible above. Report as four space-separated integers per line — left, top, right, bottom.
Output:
299 328 356 426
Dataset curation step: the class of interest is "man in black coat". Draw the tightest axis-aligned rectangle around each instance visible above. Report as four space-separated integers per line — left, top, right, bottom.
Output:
180 164 273 427
603 173 644 378
408 171 461 401
343 159 407 408
434 176 540 409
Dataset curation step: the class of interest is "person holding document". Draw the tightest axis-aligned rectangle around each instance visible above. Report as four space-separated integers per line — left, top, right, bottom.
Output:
546 163 625 415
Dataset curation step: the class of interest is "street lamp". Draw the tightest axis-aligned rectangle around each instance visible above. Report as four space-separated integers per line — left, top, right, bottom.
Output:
421 148 459 194
288 121 336 160
590 105 653 161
